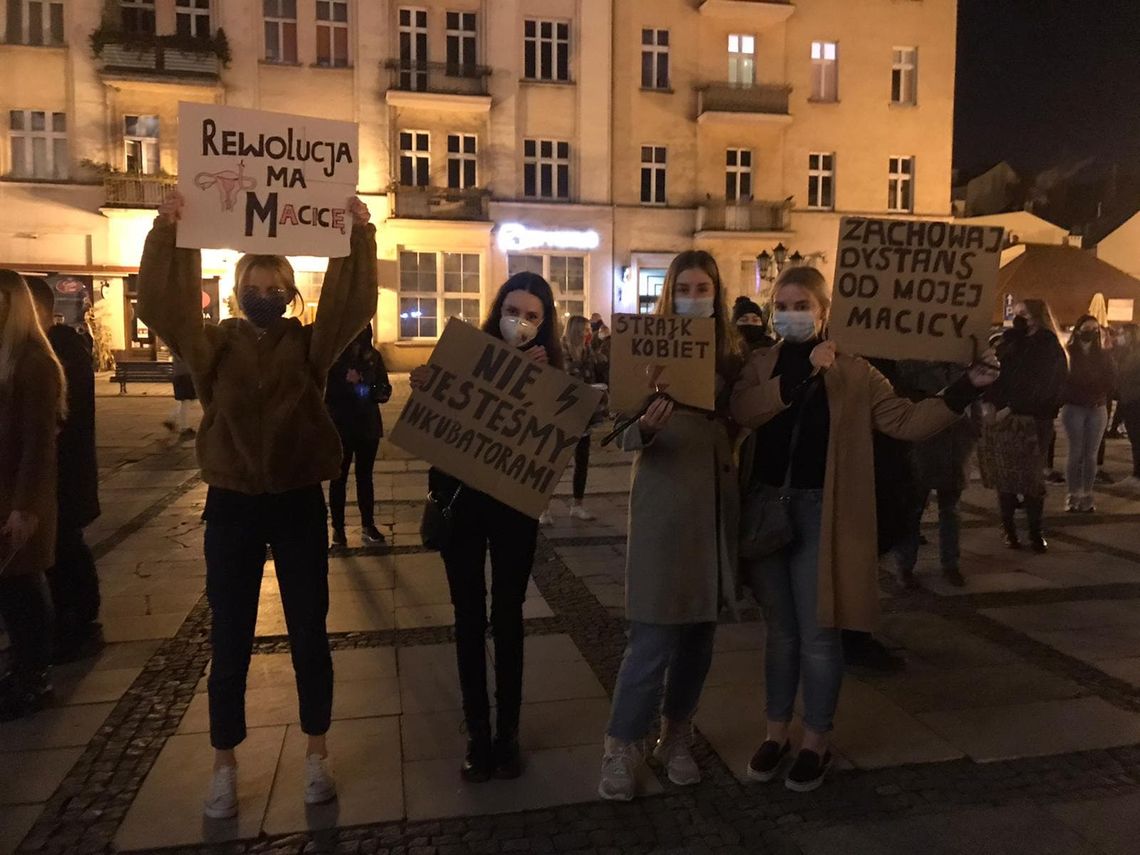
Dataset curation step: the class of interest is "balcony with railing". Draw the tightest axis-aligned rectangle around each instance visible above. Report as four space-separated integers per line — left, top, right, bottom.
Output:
92 30 226 82
391 186 491 221
697 82 792 124
383 60 493 112
696 199 792 235
699 0 795 27
103 174 178 208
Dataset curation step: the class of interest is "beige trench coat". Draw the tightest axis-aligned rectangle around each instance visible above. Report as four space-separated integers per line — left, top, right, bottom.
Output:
731 346 961 632
622 400 740 625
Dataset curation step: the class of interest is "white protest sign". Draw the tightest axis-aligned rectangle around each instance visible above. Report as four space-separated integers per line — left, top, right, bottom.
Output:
177 102 359 256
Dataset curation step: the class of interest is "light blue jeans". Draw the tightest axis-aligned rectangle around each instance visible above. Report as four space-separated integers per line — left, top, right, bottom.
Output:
752 490 844 734
1061 404 1108 497
606 621 717 742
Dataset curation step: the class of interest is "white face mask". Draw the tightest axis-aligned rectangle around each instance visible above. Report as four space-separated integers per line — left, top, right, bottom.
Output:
499 316 538 348
674 296 716 318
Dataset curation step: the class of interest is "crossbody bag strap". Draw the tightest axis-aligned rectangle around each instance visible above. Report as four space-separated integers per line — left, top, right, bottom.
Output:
780 376 821 493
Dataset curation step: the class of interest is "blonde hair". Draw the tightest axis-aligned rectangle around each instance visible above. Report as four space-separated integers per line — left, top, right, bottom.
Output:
0 268 67 415
657 250 744 377
562 314 589 366
772 265 832 321
233 254 301 317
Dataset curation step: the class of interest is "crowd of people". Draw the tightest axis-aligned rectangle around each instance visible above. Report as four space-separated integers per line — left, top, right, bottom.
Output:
4 211 1139 816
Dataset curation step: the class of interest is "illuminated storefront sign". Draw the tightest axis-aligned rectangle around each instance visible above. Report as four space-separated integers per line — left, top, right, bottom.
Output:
497 223 600 253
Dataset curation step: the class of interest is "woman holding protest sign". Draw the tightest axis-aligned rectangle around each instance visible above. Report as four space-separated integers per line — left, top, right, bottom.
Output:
137 192 377 819
730 265 998 792
597 250 744 802
409 272 562 784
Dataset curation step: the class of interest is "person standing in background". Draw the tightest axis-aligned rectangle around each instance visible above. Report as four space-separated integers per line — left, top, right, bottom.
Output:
733 297 776 352
1114 325 1140 490
1060 315 1115 513
163 352 199 441
27 278 103 660
558 315 600 523
588 313 611 383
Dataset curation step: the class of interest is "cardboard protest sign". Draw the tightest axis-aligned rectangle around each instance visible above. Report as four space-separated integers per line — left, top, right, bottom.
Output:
829 218 1005 363
177 102 359 256
609 313 716 415
387 319 604 519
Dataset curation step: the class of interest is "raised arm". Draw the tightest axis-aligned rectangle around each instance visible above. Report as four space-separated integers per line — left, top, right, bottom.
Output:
309 198 378 377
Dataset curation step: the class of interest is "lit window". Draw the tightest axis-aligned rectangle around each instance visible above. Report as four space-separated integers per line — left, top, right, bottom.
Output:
807 152 834 210
8 109 68 180
728 34 756 87
523 139 570 200
811 41 838 101
508 254 585 319
524 19 570 82
124 115 160 175
398 250 482 339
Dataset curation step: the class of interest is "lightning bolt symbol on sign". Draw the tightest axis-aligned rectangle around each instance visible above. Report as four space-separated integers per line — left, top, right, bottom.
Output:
555 384 580 416
647 364 669 391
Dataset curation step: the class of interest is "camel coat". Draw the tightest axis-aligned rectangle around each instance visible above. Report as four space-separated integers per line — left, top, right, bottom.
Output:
731 346 962 631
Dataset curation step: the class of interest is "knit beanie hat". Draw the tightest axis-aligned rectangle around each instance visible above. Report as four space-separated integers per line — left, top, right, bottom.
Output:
733 296 763 323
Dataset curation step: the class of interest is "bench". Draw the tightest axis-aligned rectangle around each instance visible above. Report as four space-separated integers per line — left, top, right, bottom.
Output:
110 361 173 394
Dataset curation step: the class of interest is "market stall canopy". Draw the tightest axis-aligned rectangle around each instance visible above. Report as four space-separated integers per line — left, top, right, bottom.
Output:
995 245 1140 326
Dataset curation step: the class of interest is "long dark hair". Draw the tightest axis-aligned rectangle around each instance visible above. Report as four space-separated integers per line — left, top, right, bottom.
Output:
482 272 564 369
1067 314 1104 354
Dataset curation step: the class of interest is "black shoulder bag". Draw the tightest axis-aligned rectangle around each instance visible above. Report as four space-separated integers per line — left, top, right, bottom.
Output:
420 484 463 551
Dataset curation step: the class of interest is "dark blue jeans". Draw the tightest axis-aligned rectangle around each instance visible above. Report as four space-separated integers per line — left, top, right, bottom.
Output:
897 488 962 573
752 490 844 734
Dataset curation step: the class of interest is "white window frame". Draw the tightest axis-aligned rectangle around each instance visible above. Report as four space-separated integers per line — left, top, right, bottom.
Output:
888 155 915 213
398 249 482 340
263 0 297 64
399 130 430 187
523 18 570 82
641 28 669 90
120 0 155 34
807 152 834 210
447 133 477 190
446 10 477 75
726 148 753 203
523 138 570 201
892 46 918 105
507 253 586 320
175 0 211 39
316 0 349 68
811 41 838 102
19 1 65 45
8 109 67 180
124 114 160 175
398 7 428 89
640 145 666 206
728 34 756 87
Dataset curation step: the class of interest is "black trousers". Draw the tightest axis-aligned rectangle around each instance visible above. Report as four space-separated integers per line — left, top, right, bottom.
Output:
203 491 333 750
47 526 100 641
1121 401 1140 476
0 572 54 683
440 489 539 734
328 433 380 529
572 435 590 501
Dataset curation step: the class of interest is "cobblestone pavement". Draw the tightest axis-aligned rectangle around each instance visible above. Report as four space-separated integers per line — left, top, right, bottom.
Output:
3 381 1140 854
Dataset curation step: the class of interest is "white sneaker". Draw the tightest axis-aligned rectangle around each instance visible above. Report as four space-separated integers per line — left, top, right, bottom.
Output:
653 730 701 786
598 739 641 801
538 510 554 526
203 764 238 819
569 505 595 521
304 754 337 805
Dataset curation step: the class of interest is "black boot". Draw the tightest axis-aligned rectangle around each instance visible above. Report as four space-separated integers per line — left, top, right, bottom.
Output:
1025 496 1048 553
0 670 53 722
998 493 1021 549
461 719 494 783
493 729 523 779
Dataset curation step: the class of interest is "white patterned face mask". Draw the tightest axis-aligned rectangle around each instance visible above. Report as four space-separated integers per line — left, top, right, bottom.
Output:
499 316 538 347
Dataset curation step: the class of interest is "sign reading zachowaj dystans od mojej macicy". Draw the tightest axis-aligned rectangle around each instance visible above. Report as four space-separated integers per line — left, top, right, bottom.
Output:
176 102 359 256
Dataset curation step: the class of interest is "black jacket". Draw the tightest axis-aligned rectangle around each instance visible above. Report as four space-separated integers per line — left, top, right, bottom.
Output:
49 325 100 528
325 335 391 441
989 328 1068 419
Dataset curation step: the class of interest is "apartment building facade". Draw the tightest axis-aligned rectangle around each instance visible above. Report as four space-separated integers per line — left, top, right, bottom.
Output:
0 0 955 364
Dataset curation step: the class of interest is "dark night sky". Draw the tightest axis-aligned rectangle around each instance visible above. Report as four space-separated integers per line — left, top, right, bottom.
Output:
954 0 1140 175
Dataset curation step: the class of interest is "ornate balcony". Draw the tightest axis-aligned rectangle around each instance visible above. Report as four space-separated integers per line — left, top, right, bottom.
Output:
383 60 493 113
698 1 795 28
391 186 491 221
103 174 178 208
696 200 792 235
697 82 792 124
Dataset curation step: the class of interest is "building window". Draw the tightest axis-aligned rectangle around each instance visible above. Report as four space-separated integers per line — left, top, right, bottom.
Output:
8 110 67 180
726 148 752 202
264 0 297 64
175 0 210 39
15 1 65 45
398 250 481 339
892 47 917 105
399 131 430 187
316 0 349 68
524 19 570 82
446 11 477 76
523 139 570 200
888 156 914 212
641 28 669 90
728 34 755 87
447 134 477 190
398 7 428 89
807 152 834 210
508 254 585 319
124 115 159 175
811 41 838 101
640 145 666 206
120 0 155 35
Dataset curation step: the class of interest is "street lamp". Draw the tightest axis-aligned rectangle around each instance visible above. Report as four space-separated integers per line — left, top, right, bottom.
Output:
755 243 804 293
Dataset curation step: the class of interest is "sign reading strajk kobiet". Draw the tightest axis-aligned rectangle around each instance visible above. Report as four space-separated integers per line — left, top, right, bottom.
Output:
609 314 716 415
830 218 1005 363
177 102 359 256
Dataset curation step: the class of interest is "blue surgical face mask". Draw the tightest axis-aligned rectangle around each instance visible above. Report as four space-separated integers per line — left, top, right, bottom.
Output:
674 296 715 318
772 310 818 343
